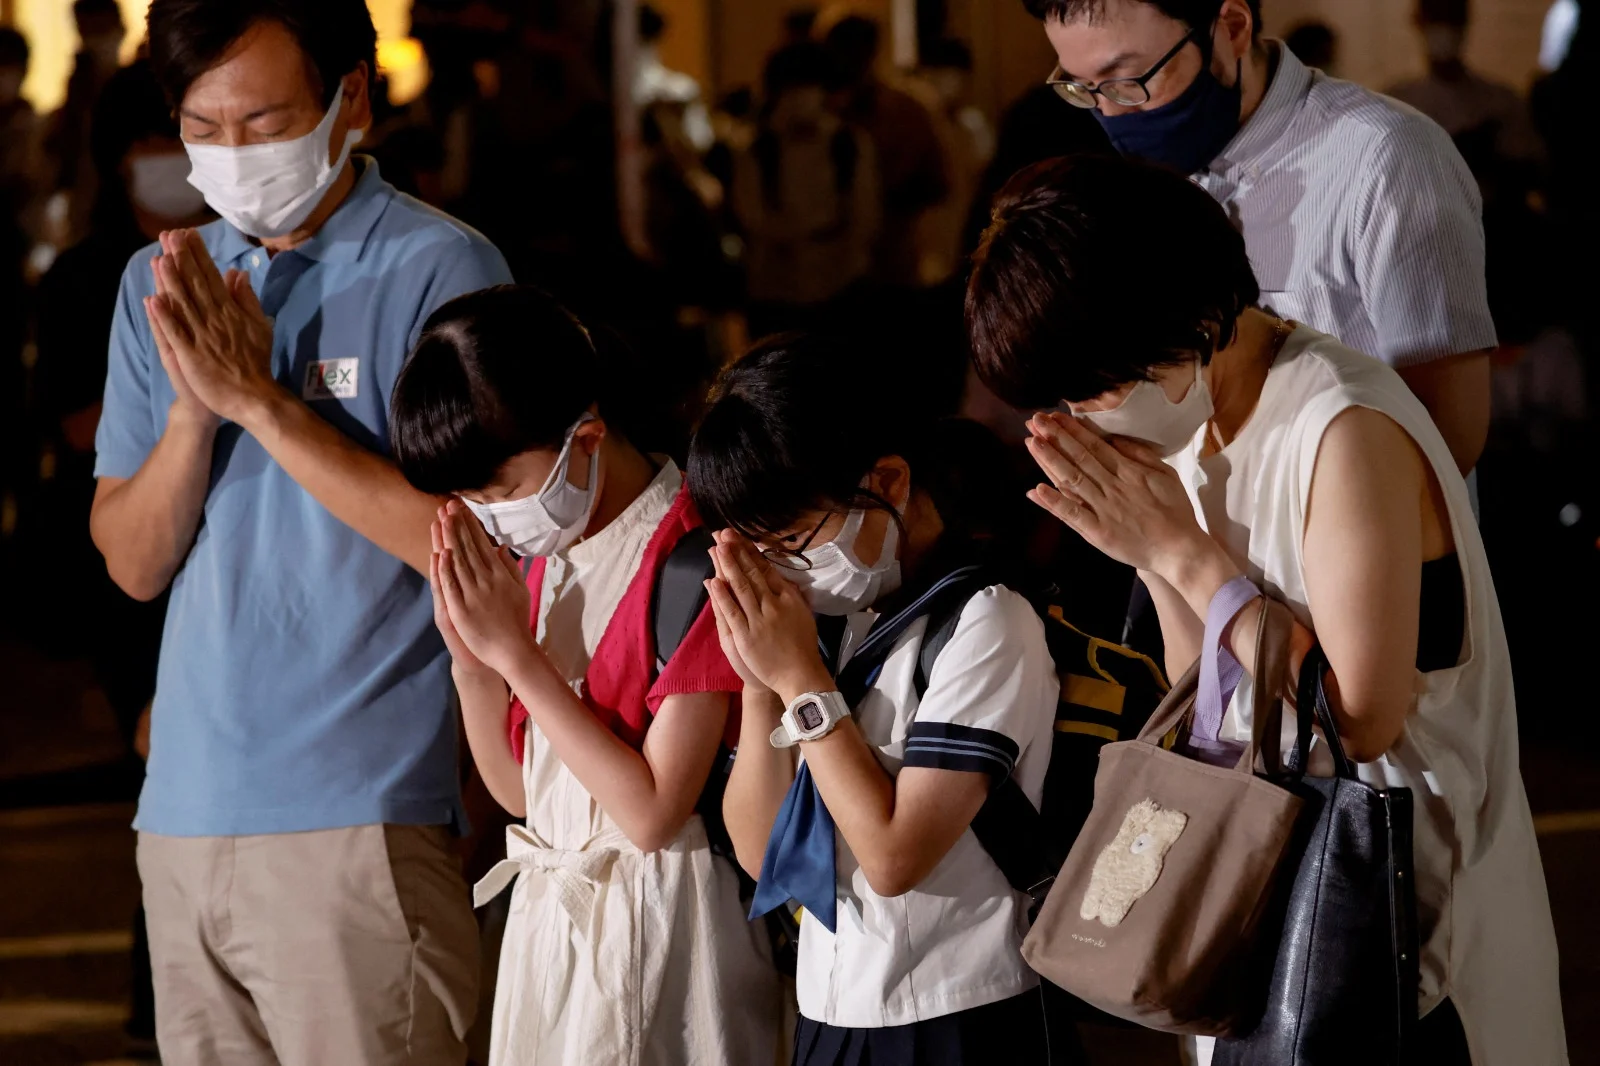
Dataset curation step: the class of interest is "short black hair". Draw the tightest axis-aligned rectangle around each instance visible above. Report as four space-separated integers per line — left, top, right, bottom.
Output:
147 0 377 109
75 0 124 26
966 154 1260 408
823 14 881 82
1416 0 1470 27
1024 0 1263 37
91 59 179 180
689 334 913 540
391 286 604 495
688 334 1024 549
0 28 28 70
638 3 666 42
1284 21 1336 68
763 42 837 97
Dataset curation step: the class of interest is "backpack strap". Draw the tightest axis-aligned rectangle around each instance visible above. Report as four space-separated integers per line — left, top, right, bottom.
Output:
912 581 1065 915
652 525 717 671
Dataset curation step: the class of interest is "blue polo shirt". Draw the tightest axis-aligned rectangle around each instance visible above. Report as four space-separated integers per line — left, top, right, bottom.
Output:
95 159 512 837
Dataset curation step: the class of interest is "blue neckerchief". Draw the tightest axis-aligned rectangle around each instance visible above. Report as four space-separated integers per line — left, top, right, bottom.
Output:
748 566 986 933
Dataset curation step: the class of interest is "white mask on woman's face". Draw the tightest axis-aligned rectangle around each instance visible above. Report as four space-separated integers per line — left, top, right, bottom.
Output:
129 153 208 221
183 91 363 239
1075 360 1214 458
784 498 904 616
463 416 601 558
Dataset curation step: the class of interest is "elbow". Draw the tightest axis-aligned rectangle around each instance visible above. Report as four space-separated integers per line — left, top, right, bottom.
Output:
620 813 686 856
91 514 168 602
101 555 169 602
859 853 925 899
1339 730 1403 766
1332 705 1409 765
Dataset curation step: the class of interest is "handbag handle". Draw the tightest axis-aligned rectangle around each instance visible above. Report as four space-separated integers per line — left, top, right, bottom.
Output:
1135 596 1298 777
1292 642 1359 779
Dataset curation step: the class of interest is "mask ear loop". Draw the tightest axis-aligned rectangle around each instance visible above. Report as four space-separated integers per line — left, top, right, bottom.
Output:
536 413 600 504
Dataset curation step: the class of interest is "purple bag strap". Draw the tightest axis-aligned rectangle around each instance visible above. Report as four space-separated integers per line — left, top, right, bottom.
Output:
1194 575 1262 744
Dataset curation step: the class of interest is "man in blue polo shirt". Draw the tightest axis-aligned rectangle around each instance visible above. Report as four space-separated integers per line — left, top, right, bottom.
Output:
90 1 511 1061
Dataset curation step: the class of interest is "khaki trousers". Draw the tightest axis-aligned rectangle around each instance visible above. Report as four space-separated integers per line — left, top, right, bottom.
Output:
138 824 479 1066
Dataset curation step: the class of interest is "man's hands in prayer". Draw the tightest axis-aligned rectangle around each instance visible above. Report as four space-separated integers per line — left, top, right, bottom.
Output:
144 229 278 426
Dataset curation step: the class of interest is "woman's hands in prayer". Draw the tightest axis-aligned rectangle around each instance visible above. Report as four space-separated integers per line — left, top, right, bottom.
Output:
432 501 536 679
1023 411 1239 595
705 530 834 705
143 229 277 426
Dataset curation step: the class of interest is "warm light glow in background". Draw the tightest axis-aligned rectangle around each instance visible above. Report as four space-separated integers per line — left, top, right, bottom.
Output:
14 0 423 112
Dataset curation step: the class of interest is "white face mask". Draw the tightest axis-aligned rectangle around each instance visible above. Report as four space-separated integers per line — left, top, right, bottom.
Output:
184 92 363 239
463 416 601 558
1076 360 1214 458
785 504 903 616
129 153 208 221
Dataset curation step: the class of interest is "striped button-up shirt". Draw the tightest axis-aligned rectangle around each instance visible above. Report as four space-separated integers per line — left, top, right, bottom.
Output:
1194 44 1497 369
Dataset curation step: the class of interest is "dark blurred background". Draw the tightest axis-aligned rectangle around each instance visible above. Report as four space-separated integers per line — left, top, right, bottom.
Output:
0 1 1595 1063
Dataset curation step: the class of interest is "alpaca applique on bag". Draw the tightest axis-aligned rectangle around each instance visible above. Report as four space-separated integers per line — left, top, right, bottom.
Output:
1080 799 1187 927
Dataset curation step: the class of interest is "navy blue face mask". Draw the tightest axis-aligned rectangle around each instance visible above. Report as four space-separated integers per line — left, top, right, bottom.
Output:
1095 58 1243 175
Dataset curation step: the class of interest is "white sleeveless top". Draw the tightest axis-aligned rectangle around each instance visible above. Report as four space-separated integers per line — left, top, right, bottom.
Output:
1168 327 1565 1065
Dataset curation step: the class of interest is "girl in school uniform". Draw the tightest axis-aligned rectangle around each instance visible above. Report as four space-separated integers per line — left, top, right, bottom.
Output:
388 285 784 1066
686 333 1066 1066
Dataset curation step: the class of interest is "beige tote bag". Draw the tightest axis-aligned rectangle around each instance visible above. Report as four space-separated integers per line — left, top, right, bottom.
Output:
1021 598 1302 1036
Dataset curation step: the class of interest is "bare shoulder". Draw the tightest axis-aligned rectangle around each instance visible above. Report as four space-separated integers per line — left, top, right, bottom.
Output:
1306 406 1428 528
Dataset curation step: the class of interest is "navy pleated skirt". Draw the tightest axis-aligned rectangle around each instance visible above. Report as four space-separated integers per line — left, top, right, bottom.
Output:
792 987 1077 1066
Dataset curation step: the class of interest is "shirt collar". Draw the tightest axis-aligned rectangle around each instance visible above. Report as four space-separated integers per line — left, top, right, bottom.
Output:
1206 41 1311 176
211 155 392 267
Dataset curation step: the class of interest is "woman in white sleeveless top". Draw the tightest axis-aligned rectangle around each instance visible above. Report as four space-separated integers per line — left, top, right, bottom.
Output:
964 155 1565 1064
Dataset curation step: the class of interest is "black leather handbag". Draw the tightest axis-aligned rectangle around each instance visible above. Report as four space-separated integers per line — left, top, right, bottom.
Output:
1212 643 1421 1065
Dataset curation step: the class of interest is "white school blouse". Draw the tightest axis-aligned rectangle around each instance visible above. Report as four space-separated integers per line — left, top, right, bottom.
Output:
795 584 1059 1028
1169 327 1565 1066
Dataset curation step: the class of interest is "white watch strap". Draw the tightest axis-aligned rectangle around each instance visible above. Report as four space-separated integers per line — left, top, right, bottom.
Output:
768 691 850 749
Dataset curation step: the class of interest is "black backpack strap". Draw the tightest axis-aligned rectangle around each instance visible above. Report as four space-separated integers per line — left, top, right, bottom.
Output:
912 582 1065 915
652 526 717 671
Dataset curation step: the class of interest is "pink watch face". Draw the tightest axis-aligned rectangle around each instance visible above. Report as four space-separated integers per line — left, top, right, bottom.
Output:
795 699 826 733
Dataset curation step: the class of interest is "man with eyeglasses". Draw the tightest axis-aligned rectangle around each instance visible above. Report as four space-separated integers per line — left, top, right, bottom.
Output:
1026 0 1494 480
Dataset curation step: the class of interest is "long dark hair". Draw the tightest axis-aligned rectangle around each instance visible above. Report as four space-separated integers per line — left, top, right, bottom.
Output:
687 333 1026 550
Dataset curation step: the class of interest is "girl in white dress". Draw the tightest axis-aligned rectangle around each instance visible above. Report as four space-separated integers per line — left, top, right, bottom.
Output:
389 285 785 1066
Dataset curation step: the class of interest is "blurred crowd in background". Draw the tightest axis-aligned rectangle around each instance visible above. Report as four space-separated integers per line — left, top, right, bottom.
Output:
0 0 1597 797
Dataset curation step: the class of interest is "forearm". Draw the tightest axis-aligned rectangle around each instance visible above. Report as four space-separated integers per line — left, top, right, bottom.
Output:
455 668 524 819
724 687 797 879
1140 569 1203 681
239 388 441 572
90 412 218 601
796 720 899 866
498 647 697 852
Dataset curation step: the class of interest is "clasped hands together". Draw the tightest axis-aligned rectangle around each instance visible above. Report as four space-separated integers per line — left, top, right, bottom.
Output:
143 228 277 427
1022 411 1230 589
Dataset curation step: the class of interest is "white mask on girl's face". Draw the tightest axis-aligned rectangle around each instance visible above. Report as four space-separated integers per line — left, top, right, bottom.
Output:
784 501 904 616
129 153 208 221
1075 360 1214 458
183 91 363 239
463 416 601 558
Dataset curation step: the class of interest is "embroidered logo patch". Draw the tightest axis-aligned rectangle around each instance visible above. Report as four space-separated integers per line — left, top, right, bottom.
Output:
1080 798 1188 928
303 358 359 400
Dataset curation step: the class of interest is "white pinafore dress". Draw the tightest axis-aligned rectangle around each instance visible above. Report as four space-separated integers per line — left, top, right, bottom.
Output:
472 464 785 1066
